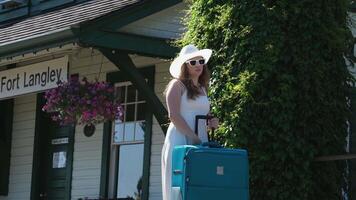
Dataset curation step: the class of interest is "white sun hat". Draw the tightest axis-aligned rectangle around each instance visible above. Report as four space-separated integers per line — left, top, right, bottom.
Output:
169 44 212 78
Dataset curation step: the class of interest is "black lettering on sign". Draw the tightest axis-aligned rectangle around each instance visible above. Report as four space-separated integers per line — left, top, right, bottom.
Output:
23 67 63 88
1 76 6 92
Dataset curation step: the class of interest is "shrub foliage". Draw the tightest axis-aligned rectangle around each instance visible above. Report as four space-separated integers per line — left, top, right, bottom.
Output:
179 0 355 199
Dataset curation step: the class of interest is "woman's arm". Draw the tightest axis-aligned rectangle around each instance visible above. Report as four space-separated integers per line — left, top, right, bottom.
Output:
166 80 201 144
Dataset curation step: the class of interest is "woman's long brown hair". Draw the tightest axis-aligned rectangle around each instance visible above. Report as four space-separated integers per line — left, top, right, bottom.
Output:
164 63 210 99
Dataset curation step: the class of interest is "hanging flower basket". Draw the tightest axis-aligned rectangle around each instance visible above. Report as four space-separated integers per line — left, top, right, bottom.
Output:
42 76 124 137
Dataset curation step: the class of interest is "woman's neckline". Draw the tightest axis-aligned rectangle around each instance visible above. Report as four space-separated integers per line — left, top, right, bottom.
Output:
182 88 207 97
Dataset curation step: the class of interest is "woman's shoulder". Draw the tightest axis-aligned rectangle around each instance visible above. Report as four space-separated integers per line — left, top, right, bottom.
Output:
169 79 186 89
167 79 186 95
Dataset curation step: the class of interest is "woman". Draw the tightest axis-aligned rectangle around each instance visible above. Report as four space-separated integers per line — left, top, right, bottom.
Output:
161 44 219 200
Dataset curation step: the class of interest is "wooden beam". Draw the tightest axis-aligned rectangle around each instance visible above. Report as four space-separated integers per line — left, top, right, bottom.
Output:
99 48 168 134
80 31 178 58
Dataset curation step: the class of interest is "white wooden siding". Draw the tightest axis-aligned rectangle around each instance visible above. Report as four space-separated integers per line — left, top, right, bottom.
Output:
0 94 36 200
118 2 187 39
71 125 104 200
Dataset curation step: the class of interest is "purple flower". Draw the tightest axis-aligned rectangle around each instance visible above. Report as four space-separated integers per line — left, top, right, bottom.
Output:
43 77 124 126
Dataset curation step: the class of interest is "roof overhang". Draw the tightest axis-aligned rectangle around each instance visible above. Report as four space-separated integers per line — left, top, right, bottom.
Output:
0 27 78 59
0 0 181 59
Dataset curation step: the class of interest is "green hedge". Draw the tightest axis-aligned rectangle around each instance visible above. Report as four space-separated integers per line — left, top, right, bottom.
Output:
179 0 355 199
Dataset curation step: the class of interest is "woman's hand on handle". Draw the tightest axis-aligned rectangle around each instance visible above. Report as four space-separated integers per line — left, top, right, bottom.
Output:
189 134 202 145
208 117 219 130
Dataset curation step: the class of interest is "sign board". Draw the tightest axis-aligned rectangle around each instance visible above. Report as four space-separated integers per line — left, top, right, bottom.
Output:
52 151 67 169
0 56 68 100
52 137 69 145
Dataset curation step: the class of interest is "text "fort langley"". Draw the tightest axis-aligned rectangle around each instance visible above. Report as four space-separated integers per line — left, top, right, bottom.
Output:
1 67 62 92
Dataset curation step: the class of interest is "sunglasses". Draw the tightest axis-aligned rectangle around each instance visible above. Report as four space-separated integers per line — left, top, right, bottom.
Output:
185 59 205 66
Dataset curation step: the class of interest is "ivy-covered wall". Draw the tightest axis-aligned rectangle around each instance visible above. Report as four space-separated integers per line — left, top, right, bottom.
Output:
179 0 355 199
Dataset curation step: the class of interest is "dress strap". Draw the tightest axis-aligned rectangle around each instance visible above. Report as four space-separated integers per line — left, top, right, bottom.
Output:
171 79 186 96
174 79 186 90
201 87 207 96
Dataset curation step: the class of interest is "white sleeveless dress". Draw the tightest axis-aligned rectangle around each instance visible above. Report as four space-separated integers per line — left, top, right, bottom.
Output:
161 88 210 200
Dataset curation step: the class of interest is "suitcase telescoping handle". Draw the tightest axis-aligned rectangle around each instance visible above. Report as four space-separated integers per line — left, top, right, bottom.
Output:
195 115 214 136
195 115 219 146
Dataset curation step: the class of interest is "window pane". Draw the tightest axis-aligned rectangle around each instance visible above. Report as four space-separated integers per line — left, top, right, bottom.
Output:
117 144 144 199
135 121 145 141
114 121 124 143
136 103 146 121
125 104 135 122
124 122 135 142
115 86 126 104
127 85 136 103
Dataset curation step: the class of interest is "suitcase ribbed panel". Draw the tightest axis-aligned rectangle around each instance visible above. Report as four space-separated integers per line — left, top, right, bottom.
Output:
186 149 248 188
172 145 249 200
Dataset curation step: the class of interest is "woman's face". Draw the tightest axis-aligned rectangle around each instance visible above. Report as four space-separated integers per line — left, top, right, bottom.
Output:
185 56 205 78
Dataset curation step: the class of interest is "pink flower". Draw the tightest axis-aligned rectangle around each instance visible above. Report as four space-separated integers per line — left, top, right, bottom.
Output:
43 77 123 126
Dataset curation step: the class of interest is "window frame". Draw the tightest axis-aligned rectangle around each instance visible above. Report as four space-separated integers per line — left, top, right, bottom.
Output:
112 81 147 145
111 81 146 198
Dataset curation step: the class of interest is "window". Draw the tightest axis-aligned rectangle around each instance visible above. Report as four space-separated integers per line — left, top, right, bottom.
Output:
108 82 147 199
102 67 154 200
113 83 146 144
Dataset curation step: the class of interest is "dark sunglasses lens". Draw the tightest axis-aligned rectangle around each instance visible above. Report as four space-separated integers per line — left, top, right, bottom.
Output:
199 59 205 65
189 60 197 65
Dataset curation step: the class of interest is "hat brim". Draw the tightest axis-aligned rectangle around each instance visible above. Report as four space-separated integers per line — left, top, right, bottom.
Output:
169 49 212 78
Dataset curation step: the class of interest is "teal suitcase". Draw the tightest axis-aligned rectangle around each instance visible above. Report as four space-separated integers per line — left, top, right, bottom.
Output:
172 145 249 200
171 115 249 199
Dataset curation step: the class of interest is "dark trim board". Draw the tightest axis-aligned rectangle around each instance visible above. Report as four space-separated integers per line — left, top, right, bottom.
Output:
0 98 14 195
142 107 153 200
30 94 44 200
350 88 356 199
99 121 112 198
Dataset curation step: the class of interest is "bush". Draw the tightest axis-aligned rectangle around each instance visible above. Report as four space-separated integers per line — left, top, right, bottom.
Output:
179 0 355 199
